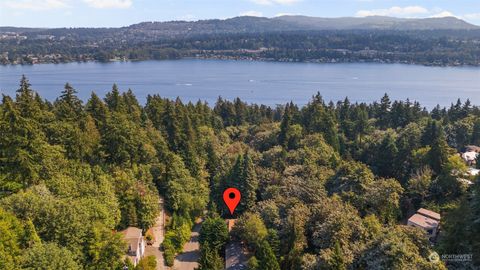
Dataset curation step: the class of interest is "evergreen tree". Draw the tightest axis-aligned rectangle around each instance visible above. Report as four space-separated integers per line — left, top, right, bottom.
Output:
278 102 293 148
471 118 480 145
428 128 450 175
376 93 391 129
22 219 40 248
322 111 340 151
330 241 346 270
55 83 82 121
256 240 280 270
122 88 142 123
0 96 55 191
205 141 220 181
162 101 181 152
85 92 109 128
199 216 229 250
101 113 138 165
421 119 438 146
241 153 258 212
338 97 351 125
302 93 339 150
15 75 41 119
104 84 126 113
247 256 259 270
234 97 247 125
198 216 228 270
198 243 224 270
85 223 126 269
0 207 24 269
352 105 369 143
176 102 200 178
374 133 398 177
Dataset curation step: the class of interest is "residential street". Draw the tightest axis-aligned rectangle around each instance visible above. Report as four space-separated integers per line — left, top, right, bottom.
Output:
144 197 166 270
172 220 202 270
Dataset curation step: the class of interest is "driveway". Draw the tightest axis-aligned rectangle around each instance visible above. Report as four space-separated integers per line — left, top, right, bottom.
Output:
144 197 166 270
173 220 202 270
225 242 248 270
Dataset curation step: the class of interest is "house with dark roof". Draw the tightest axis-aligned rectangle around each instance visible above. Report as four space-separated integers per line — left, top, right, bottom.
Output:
120 227 146 266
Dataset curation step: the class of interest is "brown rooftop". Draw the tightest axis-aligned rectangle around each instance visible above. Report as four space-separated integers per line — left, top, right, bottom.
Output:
120 227 142 238
465 145 480 153
120 227 143 254
408 214 439 229
417 208 441 221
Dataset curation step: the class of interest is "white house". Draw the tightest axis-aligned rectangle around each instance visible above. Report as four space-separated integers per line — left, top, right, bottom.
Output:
461 151 478 166
467 167 480 176
120 227 146 266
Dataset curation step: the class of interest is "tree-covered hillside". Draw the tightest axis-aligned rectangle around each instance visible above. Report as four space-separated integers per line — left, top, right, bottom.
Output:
2 27 480 66
1 76 479 269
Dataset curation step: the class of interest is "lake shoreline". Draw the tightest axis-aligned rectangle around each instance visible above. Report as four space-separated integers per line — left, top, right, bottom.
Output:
1 55 478 68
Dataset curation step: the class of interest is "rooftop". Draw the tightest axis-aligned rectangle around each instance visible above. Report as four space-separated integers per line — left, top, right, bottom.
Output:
417 208 441 221
120 227 143 239
120 227 143 253
465 145 480 153
462 151 478 162
408 213 439 229
468 168 480 176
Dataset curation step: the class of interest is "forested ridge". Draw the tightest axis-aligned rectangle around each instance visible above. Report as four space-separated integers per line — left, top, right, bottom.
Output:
1 76 480 269
2 29 480 66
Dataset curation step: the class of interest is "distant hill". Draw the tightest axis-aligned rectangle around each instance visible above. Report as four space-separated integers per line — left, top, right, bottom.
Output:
272 16 479 31
122 16 479 37
2 16 478 37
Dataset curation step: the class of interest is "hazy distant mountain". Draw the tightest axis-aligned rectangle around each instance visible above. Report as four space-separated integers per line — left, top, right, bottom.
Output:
126 16 479 35
120 16 479 38
272 15 479 30
1 16 478 39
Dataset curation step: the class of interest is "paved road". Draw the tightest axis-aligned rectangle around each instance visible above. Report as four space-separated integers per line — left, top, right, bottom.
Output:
144 198 166 270
173 220 202 270
225 242 248 270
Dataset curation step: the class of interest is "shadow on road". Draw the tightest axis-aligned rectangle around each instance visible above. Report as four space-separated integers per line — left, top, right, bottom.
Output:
175 250 198 263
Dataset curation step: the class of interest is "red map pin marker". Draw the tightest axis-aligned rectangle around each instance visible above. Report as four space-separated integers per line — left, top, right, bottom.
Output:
223 187 241 215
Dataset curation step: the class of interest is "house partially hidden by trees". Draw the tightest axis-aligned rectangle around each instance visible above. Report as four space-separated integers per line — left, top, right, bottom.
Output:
462 145 480 166
407 208 441 241
120 227 146 266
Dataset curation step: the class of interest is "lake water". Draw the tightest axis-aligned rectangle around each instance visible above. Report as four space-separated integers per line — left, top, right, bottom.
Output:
1 59 479 108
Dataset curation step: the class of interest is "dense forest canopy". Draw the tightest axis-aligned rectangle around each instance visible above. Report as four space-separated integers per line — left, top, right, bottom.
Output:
1 76 480 269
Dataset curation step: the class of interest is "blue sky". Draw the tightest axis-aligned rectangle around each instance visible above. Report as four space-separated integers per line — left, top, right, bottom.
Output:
1 0 480 27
